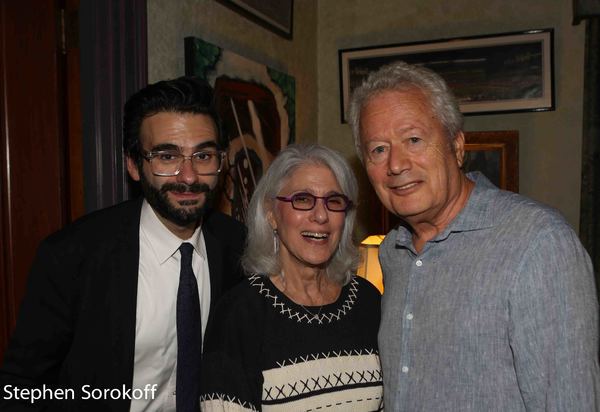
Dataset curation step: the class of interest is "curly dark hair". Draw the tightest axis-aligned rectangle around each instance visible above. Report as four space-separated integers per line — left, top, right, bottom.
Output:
122 76 225 164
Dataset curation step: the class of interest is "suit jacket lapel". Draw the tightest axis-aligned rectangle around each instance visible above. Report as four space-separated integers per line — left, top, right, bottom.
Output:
110 199 142 397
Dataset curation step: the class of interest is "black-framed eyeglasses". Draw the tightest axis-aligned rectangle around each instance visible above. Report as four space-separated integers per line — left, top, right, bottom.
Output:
141 149 225 176
275 192 352 212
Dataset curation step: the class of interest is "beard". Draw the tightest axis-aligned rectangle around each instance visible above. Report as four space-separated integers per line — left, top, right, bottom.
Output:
140 173 214 227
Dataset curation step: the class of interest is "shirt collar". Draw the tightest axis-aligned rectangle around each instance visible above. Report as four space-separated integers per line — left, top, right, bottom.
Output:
394 171 502 247
439 171 501 233
140 200 205 264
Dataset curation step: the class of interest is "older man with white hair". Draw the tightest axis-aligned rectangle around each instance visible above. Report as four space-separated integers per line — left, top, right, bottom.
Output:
349 61 599 411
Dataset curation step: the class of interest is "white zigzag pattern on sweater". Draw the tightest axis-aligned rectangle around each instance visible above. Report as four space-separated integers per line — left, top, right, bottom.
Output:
248 274 358 324
275 348 378 368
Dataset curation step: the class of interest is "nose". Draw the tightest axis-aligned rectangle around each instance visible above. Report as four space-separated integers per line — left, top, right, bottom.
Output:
310 198 329 224
387 144 411 176
176 157 198 185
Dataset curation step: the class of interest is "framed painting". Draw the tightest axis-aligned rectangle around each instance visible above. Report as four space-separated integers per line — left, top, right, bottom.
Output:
185 36 295 223
374 130 519 233
217 0 293 39
463 130 519 192
339 29 554 122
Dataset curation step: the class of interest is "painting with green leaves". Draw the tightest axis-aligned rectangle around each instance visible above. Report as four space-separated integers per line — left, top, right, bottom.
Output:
184 36 296 223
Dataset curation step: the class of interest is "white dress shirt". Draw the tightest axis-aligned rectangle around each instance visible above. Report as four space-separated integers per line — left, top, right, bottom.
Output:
130 200 210 412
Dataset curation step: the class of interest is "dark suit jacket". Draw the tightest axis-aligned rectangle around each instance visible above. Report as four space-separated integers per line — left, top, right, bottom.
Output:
0 198 246 411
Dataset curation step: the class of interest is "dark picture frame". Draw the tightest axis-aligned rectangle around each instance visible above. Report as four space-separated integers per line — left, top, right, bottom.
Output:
374 130 519 234
217 0 293 39
339 29 554 122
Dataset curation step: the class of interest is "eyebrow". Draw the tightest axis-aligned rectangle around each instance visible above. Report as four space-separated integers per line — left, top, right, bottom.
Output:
396 126 426 136
150 141 218 152
291 189 345 196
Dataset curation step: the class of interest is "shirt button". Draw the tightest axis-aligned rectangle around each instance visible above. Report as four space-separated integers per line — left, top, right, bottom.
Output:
406 313 413 320
415 259 423 267
401 366 409 373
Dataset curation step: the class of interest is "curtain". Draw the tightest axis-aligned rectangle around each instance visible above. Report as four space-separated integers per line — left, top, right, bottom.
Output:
79 0 148 212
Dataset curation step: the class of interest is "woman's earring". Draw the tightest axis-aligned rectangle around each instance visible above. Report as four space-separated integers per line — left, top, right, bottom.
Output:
273 229 279 254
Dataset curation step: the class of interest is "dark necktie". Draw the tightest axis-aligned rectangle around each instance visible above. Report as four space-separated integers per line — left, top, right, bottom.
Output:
176 243 201 411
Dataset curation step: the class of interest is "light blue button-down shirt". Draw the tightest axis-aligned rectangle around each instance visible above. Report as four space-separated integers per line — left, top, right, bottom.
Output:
379 172 599 411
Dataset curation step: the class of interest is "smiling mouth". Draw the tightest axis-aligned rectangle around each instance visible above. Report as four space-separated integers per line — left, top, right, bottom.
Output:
391 181 420 191
301 231 329 239
171 191 202 199
171 191 201 196
169 191 205 206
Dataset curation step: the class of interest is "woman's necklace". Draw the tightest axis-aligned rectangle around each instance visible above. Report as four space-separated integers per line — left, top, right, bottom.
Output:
299 302 323 322
280 270 324 322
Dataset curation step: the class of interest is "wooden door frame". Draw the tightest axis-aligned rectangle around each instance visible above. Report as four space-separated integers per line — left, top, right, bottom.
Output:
0 0 147 359
0 0 71 356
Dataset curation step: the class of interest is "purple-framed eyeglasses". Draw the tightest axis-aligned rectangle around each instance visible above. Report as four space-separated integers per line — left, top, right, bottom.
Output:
275 192 352 212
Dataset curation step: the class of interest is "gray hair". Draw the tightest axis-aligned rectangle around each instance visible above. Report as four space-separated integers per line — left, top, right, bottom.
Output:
242 144 360 285
348 61 464 160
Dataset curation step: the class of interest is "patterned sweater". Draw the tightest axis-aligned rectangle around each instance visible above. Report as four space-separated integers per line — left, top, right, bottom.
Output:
200 274 383 411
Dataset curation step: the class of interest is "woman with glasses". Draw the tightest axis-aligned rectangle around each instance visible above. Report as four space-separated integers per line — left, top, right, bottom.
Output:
200 144 383 411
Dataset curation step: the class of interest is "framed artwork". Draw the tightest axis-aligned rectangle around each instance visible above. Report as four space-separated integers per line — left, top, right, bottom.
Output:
463 130 519 192
217 0 293 39
374 130 519 234
185 36 295 223
339 29 554 122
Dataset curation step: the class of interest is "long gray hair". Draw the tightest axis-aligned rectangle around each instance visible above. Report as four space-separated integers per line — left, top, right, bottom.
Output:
242 144 359 285
348 61 464 160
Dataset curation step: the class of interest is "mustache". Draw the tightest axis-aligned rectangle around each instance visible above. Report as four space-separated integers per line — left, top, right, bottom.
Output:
160 182 211 194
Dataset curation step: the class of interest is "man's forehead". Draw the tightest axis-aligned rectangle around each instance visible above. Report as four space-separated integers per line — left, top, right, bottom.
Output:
140 111 217 144
363 88 431 113
360 89 439 131
141 111 216 128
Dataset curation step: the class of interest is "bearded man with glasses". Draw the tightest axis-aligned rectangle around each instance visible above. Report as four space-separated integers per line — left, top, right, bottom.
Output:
0 77 246 412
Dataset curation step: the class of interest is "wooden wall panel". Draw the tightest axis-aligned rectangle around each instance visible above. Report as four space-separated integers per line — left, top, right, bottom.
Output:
0 0 8 361
0 0 67 357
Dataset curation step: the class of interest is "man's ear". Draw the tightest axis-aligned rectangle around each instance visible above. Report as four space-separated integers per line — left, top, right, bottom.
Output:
453 131 466 167
126 156 141 182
